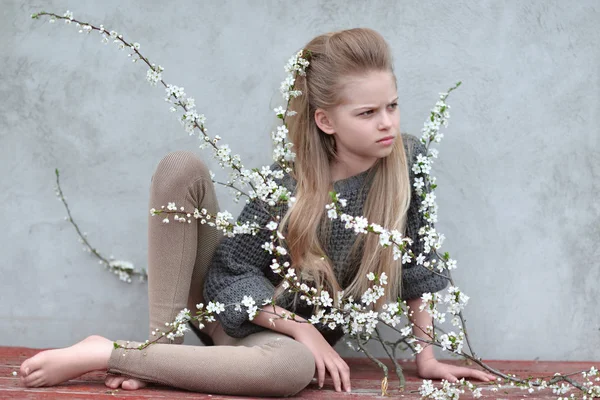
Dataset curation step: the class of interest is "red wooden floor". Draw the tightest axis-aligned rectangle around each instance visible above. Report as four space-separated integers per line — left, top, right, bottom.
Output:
1 346 597 399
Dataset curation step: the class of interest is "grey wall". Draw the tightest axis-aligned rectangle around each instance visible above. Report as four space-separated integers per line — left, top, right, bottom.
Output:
1 0 598 361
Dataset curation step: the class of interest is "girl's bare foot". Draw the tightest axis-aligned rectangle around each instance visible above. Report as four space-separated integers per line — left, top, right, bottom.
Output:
20 335 113 387
105 374 147 390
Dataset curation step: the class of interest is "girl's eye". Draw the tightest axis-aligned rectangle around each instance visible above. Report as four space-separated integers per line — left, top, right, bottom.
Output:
360 103 397 116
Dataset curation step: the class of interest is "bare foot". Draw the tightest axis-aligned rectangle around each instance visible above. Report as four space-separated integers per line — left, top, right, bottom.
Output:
105 374 147 390
20 335 113 387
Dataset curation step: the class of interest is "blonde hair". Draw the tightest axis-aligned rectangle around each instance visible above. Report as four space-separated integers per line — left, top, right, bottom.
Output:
278 28 411 308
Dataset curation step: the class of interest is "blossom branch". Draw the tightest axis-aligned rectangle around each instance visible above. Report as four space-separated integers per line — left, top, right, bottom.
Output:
54 168 147 282
355 335 389 396
32 11 299 213
375 327 406 389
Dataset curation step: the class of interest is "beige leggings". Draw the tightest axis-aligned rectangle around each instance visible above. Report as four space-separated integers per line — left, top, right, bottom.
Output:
106 151 315 397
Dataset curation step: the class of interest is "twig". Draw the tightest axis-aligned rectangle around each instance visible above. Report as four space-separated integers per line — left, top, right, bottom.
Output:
54 168 147 281
375 327 406 389
356 336 389 396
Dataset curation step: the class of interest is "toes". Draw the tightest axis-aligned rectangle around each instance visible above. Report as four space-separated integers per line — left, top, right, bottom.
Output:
20 350 47 378
29 376 46 388
20 360 33 377
122 378 147 390
23 370 44 387
105 375 126 389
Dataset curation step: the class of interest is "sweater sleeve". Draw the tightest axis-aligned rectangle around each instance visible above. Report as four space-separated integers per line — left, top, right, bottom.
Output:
401 134 449 300
203 198 280 338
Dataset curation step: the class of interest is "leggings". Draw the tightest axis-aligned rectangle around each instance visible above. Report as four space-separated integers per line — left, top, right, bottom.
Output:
106 151 315 397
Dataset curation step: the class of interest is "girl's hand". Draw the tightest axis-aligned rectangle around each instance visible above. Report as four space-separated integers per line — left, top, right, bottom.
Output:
293 324 351 393
417 358 496 383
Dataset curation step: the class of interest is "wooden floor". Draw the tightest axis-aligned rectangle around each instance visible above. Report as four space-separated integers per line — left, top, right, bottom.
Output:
1 346 597 399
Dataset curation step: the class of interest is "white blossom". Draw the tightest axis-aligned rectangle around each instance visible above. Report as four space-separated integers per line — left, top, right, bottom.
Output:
319 291 333 308
265 221 278 230
261 241 274 254
401 252 412 264
419 380 435 397
378 232 391 247
446 259 457 270
400 325 412 337
63 10 73 23
379 272 388 285
206 301 225 314
439 331 464 353
275 246 287 256
241 296 258 320
146 65 164 86
444 286 469 315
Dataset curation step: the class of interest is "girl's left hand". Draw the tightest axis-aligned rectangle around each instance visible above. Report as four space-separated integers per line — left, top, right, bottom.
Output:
417 358 497 383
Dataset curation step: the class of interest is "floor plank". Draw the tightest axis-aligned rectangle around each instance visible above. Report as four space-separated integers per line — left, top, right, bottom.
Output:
2 346 597 399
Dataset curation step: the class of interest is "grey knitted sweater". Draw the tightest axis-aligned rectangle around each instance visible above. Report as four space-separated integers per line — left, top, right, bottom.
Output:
204 134 448 345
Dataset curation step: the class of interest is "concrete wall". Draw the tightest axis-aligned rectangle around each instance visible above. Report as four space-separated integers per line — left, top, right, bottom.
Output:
1 0 598 361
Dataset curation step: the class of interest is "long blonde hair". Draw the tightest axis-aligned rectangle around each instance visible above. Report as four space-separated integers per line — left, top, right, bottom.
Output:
279 28 411 308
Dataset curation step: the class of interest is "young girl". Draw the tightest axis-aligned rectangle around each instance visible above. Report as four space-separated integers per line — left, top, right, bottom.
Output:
19 28 495 396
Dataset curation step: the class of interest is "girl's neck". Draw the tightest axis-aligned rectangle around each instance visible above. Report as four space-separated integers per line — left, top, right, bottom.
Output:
330 159 376 183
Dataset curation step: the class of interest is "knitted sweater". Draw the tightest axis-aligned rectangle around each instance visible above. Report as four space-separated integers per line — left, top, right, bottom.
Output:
204 134 448 345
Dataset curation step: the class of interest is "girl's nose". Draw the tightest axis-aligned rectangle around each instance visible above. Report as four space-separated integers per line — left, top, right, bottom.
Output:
378 112 393 130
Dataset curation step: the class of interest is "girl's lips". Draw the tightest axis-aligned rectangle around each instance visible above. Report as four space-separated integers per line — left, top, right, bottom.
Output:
377 136 395 145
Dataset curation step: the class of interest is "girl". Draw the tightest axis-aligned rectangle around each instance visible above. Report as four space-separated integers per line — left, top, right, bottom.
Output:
19 28 495 396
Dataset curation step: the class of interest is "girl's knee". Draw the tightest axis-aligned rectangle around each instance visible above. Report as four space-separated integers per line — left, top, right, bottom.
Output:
152 151 211 189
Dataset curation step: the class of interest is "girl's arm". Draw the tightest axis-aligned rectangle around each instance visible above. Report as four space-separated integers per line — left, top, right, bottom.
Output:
406 297 495 382
204 192 284 338
403 136 493 381
253 305 352 393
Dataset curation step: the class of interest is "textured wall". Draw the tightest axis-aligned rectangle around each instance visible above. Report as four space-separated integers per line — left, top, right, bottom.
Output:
1 0 598 361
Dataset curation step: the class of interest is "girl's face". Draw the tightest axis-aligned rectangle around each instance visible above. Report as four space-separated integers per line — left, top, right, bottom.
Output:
315 70 400 175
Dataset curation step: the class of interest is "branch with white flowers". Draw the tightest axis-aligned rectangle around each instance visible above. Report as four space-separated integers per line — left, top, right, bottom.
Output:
30 11 299 214
33 9 307 282
54 168 147 282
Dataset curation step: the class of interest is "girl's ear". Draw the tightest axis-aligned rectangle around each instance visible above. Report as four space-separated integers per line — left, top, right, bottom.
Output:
314 108 336 135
